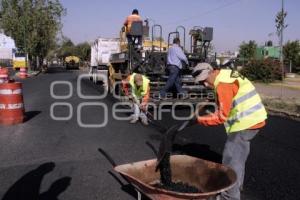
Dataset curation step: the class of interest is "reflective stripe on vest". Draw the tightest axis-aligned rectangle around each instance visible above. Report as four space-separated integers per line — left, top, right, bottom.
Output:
225 102 264 127
232 89 257 108
129 73 150 98
214 69 267 133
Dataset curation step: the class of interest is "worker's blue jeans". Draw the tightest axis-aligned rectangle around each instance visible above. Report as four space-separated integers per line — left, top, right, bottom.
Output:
221 129 259 200
160 65 184 98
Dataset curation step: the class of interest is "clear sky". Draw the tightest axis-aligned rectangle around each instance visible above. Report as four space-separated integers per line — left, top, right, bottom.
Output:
60 0 300 52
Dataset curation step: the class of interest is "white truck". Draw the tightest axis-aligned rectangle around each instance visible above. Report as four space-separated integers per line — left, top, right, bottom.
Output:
89 38 120 90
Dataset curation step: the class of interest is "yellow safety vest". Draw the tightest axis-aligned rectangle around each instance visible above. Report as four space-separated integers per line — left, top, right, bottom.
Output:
129 73 150 99
214 69 267 134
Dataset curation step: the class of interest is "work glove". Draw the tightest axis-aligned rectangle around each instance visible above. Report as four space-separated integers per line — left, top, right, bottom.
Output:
128 95 138 104
128 95 134 101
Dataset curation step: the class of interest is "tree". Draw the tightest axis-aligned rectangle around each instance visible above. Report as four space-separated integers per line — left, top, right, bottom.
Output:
275 9 288 39
283 40 300 72
241 58 282 83
0 0 66 69
56 37 76 59
75 42 91 61
239 40 257 60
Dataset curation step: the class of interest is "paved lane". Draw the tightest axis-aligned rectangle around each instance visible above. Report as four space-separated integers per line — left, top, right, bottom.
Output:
0 67 299 200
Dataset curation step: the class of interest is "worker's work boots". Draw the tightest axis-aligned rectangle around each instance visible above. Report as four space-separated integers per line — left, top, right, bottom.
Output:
141 117 149 126
129 116 138 124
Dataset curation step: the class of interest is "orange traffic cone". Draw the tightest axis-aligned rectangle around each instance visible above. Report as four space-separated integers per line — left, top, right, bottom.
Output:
0 67 9 83
19 67 28 79
0 82 25 125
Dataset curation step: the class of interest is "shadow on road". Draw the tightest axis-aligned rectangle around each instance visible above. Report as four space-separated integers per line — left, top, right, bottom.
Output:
173 143 222 163
45 66 69 74
39 177 72 200
2 162 72 200
24 111 41 122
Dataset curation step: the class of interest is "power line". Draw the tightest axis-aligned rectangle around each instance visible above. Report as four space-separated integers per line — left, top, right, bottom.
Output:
163 0 243 26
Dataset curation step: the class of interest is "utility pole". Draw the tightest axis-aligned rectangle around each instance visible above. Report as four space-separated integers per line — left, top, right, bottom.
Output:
280 0 284 73
277 0 287 98
278 0 287 81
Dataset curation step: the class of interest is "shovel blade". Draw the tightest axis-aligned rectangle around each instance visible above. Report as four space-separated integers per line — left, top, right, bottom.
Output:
156 125 180 170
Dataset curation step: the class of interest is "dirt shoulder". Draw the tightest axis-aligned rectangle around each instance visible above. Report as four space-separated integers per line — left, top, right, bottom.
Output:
254 82 300 121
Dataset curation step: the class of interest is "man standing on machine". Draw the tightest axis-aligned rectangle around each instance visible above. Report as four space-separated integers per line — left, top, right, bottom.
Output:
124 9 142 45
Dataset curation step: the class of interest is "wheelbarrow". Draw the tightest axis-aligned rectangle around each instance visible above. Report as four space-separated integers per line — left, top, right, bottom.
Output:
99 149 237 200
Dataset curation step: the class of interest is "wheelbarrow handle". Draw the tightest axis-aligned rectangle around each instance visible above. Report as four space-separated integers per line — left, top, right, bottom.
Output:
98 148 131 185
146 141 158 157
98 148 117 167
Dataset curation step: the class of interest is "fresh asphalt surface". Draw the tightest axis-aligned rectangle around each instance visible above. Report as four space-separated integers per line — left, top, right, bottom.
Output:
0 66 300 200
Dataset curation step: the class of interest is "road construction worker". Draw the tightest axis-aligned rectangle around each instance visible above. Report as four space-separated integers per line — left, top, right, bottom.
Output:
123 9 142 45
160 38 188 99
122 73 150 125
192 63 267 200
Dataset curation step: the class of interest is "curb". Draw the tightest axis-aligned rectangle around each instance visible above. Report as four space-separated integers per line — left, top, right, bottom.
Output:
269 83 300 90
266 106 300 122
29 70 41 77
12 70 41 80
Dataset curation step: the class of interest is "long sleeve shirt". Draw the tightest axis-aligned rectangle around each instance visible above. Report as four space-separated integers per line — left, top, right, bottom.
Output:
167 44 188 69
122 76 150 104
197 78 265 129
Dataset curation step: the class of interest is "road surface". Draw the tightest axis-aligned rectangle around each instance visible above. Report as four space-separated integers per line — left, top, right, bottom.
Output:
0 66 299 200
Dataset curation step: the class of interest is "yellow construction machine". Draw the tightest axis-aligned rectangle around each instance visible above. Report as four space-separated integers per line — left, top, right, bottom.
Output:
65 56 80 70
108 19 215 103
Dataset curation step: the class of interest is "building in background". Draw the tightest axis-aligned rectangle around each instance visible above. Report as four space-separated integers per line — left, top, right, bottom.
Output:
255 41 280 60
0 30 16 66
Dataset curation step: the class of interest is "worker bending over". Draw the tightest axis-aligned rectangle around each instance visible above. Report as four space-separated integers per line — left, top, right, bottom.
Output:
123 73 150 125
192 63 267 200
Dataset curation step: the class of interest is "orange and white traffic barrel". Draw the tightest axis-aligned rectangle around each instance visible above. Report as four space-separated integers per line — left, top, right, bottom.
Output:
0 82 25 125
19 67 27 79
0 67 9 83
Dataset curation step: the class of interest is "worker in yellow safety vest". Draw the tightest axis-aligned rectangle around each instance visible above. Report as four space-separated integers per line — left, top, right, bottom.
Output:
122 73 150 125
192 63 267 200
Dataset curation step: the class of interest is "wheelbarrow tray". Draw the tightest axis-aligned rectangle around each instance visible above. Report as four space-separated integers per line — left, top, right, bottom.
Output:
114 155 237 200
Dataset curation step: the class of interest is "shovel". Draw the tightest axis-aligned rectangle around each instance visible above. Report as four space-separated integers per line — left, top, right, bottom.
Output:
155 105 206 171
155 116 197 171
129 95 168 133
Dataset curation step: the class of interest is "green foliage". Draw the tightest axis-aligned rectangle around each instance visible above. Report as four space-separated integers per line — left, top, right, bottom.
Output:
56 37 76 58
239 40 257 60
283 40 300 71
296 56 300 71
241 58 282 83
275 10 288 37
56 37 90 61
75 42 91 61
0 0 66 67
